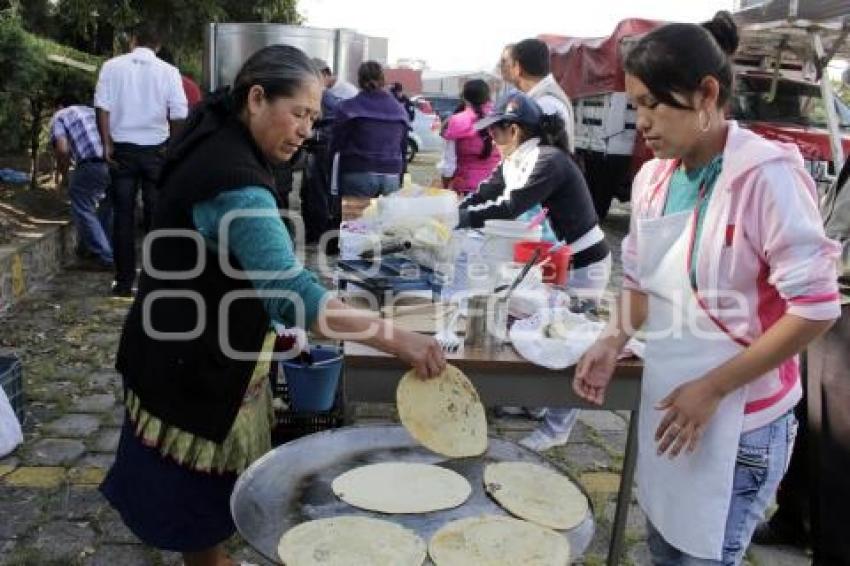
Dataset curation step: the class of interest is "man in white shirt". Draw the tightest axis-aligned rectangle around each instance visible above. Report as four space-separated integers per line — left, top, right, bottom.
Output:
506 38 575 154
95 23 188 296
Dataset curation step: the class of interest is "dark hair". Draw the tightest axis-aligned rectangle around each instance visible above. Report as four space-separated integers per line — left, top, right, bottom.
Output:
390 82 403 93
510 39 550 78
462 79 495 159
229 45 321 114
624 11 739 110
132 22 162 48
56 94 81 108
503 113 569 155
157 47 176 67
358 61 385 92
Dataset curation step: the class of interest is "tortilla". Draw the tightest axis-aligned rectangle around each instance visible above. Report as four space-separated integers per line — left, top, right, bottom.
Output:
332 462 472 514
484 461 589 530
396 364 487 458
428 515 570 566
277 515 426 566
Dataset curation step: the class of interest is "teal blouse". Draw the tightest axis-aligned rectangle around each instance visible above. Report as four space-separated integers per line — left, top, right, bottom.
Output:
663 156 723 284
192 186 330 328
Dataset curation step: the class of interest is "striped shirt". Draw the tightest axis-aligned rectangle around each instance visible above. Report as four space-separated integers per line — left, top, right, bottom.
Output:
50 105 103 163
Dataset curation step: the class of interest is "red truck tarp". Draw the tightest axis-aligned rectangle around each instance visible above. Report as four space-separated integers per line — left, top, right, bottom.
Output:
540 19 662 100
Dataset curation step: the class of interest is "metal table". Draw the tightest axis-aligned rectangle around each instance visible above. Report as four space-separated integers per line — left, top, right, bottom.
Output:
344 341 642 566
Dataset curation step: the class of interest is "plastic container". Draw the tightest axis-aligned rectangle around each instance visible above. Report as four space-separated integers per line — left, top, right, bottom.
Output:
475 220 542 287
0 354 24 425
281 346 343 412
514 240 572 285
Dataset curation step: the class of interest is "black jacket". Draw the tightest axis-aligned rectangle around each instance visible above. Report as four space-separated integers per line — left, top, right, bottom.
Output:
458 144 608 268
116 107 279 443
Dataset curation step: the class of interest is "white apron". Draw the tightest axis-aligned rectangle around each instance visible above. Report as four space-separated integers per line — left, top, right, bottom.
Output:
635 208 747 560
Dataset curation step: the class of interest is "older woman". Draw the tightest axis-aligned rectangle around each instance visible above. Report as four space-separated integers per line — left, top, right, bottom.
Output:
100 45 445 566
331 61 409 197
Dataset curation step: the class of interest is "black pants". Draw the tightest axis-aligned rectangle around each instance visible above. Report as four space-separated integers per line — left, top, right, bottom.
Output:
301 144 335 244
110 143 165 286
808 305 850 565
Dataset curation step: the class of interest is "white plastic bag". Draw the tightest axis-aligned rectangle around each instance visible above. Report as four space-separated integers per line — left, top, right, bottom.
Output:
0 383 23 458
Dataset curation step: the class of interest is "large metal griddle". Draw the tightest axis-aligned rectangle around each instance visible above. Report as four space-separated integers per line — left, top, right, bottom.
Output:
231 424 595 564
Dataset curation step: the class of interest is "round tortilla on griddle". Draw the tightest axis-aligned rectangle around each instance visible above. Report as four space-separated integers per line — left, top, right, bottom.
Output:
278 515 426 566
484 461 588 530
332 462 471 514
428 515 570 566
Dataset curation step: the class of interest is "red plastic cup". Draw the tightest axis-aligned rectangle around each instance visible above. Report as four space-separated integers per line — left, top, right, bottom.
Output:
513 240 572 285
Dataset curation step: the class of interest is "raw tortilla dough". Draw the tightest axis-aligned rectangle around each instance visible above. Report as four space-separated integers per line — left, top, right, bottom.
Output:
428 515 570 566
277 515 426 566
332 462 472 514
484 461 589 530
396 364 487 458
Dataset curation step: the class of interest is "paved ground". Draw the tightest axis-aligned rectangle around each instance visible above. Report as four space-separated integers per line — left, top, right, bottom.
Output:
0 153 809 564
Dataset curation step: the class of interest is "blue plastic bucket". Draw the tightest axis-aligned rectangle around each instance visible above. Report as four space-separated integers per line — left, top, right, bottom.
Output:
281 345 343 412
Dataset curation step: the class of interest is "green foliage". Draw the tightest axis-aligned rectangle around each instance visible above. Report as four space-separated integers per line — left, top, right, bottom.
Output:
0 13 101 186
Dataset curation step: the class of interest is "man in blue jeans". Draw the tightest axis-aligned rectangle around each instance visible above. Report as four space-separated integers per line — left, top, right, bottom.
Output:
95 22 187 296
50 95 113 269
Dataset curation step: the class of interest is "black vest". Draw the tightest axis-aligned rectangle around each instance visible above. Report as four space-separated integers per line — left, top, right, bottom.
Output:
116 112 280 443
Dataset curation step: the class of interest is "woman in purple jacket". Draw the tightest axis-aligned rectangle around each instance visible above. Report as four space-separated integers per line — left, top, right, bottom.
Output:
331 61 409 197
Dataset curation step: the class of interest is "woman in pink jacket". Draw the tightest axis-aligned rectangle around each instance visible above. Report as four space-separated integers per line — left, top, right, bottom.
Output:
438 79 501 194
573 12 840 565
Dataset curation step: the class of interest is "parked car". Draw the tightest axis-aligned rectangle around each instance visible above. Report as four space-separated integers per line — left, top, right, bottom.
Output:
406 106 443 162
413 94 462 123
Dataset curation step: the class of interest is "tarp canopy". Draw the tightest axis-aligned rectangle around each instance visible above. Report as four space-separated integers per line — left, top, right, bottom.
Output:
540 19 661 99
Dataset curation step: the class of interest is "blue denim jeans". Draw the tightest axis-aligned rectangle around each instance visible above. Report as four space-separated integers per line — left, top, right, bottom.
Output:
647 411 797 566
70 161 113 263
339 172 400 197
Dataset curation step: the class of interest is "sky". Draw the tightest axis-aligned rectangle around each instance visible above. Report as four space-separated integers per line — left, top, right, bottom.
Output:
300 0 737 72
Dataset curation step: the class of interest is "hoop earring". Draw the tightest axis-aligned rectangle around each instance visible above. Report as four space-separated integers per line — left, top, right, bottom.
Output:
698 110 711 133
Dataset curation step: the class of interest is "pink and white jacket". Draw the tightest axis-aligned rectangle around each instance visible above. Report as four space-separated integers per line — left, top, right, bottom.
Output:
623 121 841 431
441 104 501 193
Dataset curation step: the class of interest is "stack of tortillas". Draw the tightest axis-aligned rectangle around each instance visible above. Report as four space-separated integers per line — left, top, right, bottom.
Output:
331 462 471 514
396 363 487 457
428 515 570 566
484 461 589 530
277 516 426 566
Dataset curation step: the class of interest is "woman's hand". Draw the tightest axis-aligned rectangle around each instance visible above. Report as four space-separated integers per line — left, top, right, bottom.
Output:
655 376 724 458
393 328 446 379
573 338 620 405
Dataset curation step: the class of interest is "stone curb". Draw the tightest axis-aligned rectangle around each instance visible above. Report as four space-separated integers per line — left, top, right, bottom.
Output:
0 221 76 314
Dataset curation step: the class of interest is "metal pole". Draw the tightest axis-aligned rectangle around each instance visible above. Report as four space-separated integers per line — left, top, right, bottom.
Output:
812 31 846 173
608 409 640 566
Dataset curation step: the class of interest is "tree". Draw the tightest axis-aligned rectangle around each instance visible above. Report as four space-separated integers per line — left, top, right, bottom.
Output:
0 13 100 188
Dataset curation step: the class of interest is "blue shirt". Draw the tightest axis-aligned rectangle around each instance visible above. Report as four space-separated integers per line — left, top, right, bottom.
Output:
192 187 330 329
50 105 104 162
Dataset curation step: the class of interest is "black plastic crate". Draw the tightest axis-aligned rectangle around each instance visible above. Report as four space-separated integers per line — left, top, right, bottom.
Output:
268 347 345 446
0 354 24 426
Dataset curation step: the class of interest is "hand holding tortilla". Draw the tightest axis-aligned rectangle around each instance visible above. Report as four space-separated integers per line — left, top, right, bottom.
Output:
396 364 488 457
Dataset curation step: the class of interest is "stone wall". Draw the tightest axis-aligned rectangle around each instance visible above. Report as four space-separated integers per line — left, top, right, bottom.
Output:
0 222 76 314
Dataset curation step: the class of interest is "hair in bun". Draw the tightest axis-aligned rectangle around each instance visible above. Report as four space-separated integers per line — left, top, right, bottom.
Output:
702 10 739 56
624 12 737 111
